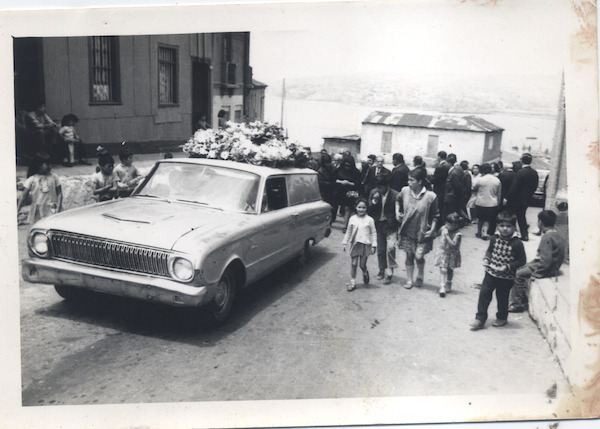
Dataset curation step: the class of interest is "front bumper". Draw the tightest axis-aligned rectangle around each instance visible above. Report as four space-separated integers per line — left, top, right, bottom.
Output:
21 258 212 307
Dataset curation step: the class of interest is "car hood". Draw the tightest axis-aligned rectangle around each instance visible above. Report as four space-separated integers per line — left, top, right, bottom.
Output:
34 197 246 250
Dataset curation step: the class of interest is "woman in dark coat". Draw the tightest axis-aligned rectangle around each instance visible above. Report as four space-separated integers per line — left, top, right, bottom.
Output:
317 153 336 224
334 155 365 232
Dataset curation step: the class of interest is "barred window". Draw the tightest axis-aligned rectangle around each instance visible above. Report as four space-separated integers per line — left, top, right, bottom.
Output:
158 45 178 105
89 36 120 103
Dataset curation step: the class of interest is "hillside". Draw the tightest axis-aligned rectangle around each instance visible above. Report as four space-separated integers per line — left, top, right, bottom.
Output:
268 72 561 118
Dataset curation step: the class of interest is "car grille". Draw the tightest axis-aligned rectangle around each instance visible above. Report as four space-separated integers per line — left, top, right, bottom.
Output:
48 231 171 277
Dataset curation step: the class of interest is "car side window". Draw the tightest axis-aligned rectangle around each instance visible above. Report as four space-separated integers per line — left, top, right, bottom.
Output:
262 177 288 212
287 174 321 206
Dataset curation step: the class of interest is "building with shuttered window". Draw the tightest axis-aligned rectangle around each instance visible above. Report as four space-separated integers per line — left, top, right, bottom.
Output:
14 32 266 156
360 111 504 165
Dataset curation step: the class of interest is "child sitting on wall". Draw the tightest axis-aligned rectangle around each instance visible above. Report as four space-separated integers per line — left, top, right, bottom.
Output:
508 210 566 313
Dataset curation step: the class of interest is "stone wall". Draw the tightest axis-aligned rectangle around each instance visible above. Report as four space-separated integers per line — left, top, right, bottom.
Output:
529 269 571 383
528 74 571 383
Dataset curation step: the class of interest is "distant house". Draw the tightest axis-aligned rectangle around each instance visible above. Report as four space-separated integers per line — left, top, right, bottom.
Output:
360 111 504 165
322 135 361 159
14 32 266 157
246 79 267 122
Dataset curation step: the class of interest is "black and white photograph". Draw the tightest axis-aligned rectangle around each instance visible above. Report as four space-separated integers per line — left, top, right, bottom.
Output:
2 0 599 428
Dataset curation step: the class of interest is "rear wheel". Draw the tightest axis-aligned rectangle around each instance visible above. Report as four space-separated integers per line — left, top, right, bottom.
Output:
54 285 84 300
201 267 237 326
297 239 312 267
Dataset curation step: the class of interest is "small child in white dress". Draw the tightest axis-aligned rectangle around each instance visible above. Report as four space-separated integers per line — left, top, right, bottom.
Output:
342 198 377 291
433 212 463 297
17 152 62 224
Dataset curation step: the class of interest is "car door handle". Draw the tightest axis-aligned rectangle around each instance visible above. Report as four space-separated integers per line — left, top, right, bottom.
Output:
291 213 299 221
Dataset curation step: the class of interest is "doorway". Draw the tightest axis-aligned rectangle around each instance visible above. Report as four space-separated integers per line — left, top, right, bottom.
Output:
427 135 439 158
191 59 211 133
14 38 44 113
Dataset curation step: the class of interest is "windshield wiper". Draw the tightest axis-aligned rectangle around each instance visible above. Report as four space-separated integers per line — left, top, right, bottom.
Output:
133 194 171 203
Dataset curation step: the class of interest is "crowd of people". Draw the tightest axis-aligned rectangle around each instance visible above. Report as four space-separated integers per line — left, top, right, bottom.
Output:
16 134 566 330
314 148 565 330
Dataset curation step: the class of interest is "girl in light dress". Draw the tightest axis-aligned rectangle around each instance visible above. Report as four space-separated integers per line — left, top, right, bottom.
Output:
433 212 463 297
342 198 377 291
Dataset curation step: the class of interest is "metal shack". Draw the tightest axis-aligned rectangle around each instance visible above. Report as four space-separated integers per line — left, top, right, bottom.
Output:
360 111 504 165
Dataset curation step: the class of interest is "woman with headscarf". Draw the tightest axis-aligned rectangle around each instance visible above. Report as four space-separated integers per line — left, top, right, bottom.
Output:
334 155 364 233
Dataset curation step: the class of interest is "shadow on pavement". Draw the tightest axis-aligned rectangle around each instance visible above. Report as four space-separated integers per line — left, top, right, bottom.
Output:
34 246 337 345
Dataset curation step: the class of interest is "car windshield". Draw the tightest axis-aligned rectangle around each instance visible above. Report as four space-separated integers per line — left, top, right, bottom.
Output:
135 162 261 213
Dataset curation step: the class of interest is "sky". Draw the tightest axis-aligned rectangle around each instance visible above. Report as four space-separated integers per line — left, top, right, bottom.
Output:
249 0 570 84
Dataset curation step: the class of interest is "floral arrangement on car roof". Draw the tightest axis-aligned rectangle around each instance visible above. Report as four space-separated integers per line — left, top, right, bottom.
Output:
181 121 310 168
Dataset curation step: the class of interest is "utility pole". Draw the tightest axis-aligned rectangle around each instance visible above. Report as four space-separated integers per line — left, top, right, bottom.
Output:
280 79 285 128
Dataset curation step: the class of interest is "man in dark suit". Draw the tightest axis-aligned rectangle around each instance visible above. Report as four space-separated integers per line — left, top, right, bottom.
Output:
363 155 391 198
460 160 472 211
443 153 465 220
389 153 410 192
505 153 538 241
368 177 399 284
498 161 517 213
430 150 449 206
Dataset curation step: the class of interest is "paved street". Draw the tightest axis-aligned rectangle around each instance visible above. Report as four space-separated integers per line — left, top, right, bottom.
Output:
17 168 567 407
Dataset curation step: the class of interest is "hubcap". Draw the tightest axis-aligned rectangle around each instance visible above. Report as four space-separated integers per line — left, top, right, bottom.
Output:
214 276 229 310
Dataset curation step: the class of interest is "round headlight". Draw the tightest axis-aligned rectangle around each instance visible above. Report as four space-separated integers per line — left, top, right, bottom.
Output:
172 257 194 281
31 232 49 257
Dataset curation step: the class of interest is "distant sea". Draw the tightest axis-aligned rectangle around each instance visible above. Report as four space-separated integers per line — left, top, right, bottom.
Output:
264 95 558 159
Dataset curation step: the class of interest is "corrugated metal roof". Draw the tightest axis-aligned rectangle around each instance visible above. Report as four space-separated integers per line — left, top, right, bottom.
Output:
362 111 504 132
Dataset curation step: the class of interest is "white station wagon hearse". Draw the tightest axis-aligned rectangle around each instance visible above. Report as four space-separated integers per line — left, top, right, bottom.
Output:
22 158 332 325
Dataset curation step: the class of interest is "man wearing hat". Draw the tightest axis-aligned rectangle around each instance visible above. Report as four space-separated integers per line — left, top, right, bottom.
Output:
505 153 538 241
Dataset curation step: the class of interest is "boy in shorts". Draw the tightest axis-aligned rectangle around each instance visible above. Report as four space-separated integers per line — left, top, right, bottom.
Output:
470 211 527 330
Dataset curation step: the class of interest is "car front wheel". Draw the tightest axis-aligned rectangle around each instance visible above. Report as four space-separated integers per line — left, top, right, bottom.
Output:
202 267 237 326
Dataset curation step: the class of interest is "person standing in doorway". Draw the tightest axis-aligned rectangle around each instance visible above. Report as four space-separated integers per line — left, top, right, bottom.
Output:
196 114 212 131
217 109 228 129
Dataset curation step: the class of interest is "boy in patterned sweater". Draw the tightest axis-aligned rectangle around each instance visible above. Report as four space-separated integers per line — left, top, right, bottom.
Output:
470 211 527 330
